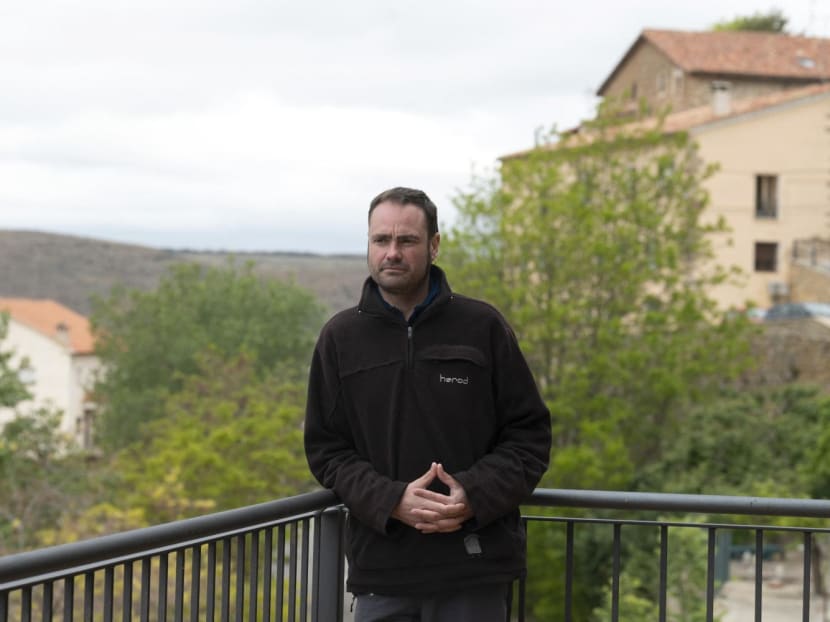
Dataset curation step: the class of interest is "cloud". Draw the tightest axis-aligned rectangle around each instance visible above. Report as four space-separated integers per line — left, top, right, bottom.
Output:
0 0 823 252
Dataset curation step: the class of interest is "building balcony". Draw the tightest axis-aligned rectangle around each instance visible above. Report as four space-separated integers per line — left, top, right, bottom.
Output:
2 488 830 621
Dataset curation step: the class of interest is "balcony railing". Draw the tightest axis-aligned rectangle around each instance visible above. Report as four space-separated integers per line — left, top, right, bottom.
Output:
2 489 830 621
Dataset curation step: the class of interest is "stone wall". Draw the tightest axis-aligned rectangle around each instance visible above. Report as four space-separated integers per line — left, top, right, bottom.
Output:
790 263 830 304
742 319 830 391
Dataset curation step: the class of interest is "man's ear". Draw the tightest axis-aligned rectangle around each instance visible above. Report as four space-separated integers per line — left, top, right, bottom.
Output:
431 233 441 260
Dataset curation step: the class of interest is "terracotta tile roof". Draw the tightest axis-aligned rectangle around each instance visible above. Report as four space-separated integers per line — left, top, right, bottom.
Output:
502 82 830 160
0 298 95 355
599 29 830 94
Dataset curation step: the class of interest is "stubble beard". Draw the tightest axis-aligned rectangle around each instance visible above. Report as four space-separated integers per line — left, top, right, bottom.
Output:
372 257 432 298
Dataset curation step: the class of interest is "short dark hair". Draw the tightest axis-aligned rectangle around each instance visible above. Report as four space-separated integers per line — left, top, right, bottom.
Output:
369 187 439 239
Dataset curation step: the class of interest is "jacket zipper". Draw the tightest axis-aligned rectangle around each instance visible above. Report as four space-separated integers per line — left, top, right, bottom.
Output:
407 325 413 368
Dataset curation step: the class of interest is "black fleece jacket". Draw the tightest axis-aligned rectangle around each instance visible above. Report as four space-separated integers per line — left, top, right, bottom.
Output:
304 266 551 595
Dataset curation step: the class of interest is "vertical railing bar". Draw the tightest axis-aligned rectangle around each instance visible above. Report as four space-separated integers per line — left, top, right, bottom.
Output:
0 590 7 622
516 520 528 622
64 576 75 622
658 524 668 622
121 563 132 622
140 558 151 622
221 539 231 622
158 555 168 622
42 581 54 622
235 535 246 622
103 568 113 622
190 545 202 622
21 586 31 622
175 550 185 622
206 542 217 622
263 529 274 622
300 519 311 622
755 529 764 622
83 571 95 622
564 521 574 622
288 524 299 622
803 531 812 622
611 524 621 622
248 531 260 622
706 528 716 622
276 526 286 622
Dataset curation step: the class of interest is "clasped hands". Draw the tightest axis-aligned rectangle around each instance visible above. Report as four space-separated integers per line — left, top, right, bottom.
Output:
392 462 474 534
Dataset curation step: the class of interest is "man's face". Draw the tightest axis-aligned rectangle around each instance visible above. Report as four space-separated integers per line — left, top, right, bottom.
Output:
367 200 439 300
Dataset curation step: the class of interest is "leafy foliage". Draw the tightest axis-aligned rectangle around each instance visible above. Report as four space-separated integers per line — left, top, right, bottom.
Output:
444 110 754 490
112 352 314 524
0 312 31 408
0 407 91 554
91 261 325 450
712 9 788 32
644 385 830 497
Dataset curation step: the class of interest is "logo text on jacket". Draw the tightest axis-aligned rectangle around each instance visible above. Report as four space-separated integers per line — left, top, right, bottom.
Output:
439 373 470 385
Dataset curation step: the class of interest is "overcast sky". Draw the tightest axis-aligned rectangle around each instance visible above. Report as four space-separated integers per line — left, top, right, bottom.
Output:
1 1 826 254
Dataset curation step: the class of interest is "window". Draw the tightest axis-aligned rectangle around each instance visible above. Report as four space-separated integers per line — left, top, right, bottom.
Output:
672 68 684 97
755 175 778 218
656 72 667 97
754 242 778 272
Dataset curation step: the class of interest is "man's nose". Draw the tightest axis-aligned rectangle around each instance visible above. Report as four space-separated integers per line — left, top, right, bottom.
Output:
386 241 402 259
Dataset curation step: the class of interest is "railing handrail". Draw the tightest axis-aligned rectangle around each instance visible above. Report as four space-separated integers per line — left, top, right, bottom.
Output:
527 488 830 518
4 487 830 589
0 488 338 586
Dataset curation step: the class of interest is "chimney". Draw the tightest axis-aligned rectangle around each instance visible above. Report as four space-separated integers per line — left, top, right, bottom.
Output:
55 322 71 349
711 81 732 116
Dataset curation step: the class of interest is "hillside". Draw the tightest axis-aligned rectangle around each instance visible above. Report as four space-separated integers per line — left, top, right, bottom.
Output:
0 230 368 316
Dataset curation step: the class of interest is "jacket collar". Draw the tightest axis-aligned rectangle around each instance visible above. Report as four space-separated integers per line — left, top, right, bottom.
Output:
359 265 452 322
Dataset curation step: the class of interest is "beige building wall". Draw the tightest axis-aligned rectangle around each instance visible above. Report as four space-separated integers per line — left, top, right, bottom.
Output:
693 92 830 308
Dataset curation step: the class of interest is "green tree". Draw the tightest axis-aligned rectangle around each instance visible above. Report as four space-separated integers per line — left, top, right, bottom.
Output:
111 352 314 524
445 109 753 490
712 9 788 32
91 261 325 450
0 312 31 408
443 106 755 617
644 385 828 497
0 407 92 554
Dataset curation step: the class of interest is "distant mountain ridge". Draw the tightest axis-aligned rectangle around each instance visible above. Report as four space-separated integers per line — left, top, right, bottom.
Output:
0 230 368 316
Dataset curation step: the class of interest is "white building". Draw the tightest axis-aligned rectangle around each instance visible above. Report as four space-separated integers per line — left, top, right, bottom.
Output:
0 298 100 448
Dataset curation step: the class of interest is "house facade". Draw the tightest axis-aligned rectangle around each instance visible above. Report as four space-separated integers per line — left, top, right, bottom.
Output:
0 298 100 448
594 29 830 309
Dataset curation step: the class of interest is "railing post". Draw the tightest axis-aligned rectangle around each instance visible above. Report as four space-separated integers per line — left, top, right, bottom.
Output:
312 506 346 622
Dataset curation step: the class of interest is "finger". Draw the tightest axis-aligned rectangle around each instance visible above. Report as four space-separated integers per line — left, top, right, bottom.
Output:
412 489 452 504
411 503 467 520
435 463 457 487
412 462 438 486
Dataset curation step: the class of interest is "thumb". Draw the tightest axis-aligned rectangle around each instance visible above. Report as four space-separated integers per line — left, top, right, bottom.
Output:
412 462 438 487
435 463 458 488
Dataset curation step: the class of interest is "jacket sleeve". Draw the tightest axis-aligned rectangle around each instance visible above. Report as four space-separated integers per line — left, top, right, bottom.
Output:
304 327 407 534
453 317 551 528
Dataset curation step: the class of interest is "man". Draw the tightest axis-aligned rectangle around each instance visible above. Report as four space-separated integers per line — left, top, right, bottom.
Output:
304 187 551 621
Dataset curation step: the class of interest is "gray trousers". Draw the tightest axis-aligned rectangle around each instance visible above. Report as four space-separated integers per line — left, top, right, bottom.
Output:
353 582 510 622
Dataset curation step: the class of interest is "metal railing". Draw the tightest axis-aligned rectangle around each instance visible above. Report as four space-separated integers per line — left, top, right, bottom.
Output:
2 489 830 621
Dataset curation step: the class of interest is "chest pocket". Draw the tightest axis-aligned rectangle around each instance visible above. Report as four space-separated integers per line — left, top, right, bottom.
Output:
414 345 491 426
